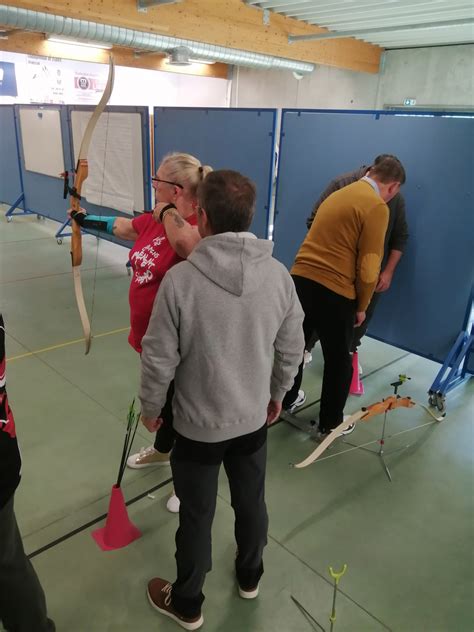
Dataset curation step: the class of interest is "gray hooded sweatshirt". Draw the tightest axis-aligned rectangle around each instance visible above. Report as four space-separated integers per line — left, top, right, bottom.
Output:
139 232 305 443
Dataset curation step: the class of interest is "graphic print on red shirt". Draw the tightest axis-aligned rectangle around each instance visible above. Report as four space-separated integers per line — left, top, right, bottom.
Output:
128 212 197 353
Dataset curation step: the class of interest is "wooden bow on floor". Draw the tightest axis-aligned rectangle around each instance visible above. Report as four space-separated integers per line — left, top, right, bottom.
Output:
292 395 444 469
68 56 115 354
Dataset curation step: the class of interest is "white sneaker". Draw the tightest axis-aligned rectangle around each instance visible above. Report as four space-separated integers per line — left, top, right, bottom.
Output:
339 415 356 436
287 389 306 413
166 490 180 513
127 446 170 469
303 351 313 367
238 584 259 599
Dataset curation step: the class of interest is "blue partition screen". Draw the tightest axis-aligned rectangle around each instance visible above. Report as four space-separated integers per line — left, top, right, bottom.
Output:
0 105 23 207
154 107 276 239
274 110 474 363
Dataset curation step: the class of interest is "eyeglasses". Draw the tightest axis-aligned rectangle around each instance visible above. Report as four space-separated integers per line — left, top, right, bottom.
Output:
151 177 183 189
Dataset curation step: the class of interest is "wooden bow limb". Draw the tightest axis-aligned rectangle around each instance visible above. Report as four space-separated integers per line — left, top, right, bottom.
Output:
291 395 444 469
69 56 115 354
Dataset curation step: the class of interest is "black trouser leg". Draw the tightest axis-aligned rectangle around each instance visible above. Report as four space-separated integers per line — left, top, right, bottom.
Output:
283 276 355 430
0 497 55 632
282 361 304 409
315 289 356 431
305 329 320 353
351 292 380 352
282 276 319 409
224 441 268 590
153 381 175 453
170 451 219 618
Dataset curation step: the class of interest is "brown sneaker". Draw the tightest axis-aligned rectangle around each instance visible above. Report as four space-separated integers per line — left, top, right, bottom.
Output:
147 578 203 630
127 446 170 469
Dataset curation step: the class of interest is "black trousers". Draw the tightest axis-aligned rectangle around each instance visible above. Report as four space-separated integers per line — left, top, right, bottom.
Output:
282 276 356 432
351 291 380 351
306 289 380 353
153 381 176 453
170 425 268 618
0 496 55 632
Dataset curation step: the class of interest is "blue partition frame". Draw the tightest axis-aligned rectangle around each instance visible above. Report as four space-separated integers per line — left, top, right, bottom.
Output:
274 109 474 364
153 107 277 239
0 105 26 215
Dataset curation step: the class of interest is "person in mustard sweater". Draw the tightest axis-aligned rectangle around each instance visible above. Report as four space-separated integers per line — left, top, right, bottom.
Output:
282 155 406 438
304 155 409 365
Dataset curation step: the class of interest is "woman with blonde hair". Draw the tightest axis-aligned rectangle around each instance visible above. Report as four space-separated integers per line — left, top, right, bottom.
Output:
70 152 212 512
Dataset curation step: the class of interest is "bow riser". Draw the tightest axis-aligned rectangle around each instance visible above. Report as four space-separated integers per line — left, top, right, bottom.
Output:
70 159 89 268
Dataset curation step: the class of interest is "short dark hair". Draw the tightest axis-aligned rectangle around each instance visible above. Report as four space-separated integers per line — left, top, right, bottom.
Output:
197 170 256 234
369 155 406 185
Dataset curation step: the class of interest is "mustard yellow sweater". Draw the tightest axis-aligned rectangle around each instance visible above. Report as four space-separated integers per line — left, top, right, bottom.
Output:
292 180 389 312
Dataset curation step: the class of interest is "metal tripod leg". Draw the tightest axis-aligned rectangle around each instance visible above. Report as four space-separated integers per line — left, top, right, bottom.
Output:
344 411 410 482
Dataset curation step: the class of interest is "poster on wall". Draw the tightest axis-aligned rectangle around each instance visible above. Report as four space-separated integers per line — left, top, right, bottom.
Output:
73 71 109 103
0 53 109 105
26 56 65 103
0 61 18 96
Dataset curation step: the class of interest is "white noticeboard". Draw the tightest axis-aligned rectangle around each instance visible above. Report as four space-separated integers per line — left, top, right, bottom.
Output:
71 110 145 215
19 107 65 178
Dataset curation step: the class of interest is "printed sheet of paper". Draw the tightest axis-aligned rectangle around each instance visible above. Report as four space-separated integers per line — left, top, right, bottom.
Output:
19 107 65 178
71 111 145 214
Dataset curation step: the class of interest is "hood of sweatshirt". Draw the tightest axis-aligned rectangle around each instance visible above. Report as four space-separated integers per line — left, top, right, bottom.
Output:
187 232 275 297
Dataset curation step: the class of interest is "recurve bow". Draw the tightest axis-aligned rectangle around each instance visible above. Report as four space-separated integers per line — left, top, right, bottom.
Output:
68 56 115 354
292 395 425 469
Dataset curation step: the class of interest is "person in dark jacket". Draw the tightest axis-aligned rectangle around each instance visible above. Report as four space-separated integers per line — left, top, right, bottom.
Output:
0 314 55 632
305 154 409 354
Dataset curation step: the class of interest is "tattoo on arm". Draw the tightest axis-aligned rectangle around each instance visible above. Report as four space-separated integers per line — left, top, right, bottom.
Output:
170 210 185 228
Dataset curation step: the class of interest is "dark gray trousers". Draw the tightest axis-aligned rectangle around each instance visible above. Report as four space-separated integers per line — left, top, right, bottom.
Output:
170 433 268 618
0 496 54 632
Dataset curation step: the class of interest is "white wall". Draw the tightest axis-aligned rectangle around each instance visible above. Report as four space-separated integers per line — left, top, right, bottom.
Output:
231 44 474 112
231 64 379 110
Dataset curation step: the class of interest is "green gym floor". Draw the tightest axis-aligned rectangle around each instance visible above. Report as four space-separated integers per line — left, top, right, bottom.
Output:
1 207 473 632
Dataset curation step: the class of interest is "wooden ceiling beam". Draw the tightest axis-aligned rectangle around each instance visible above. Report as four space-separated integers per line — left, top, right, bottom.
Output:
2 0 382 73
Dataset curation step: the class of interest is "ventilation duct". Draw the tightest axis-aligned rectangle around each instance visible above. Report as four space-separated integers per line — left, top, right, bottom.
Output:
0 5 314 74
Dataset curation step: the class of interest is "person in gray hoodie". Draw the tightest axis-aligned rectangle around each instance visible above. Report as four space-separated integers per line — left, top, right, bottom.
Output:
139 170 305 631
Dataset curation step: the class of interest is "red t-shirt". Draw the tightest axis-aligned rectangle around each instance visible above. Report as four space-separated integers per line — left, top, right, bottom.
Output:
128 212 197 353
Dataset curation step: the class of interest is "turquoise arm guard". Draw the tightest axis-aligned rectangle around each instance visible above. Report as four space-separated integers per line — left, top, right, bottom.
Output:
71 211 116 235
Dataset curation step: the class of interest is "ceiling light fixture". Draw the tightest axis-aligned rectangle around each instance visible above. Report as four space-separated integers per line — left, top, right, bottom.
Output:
46 35 112 50
189 58 216 65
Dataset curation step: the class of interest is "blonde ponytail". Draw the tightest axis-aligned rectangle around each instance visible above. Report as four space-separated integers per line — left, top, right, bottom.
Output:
160 153 213 197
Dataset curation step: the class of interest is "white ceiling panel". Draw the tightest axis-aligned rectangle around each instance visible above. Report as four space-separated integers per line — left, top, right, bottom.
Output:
244 0 474 48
